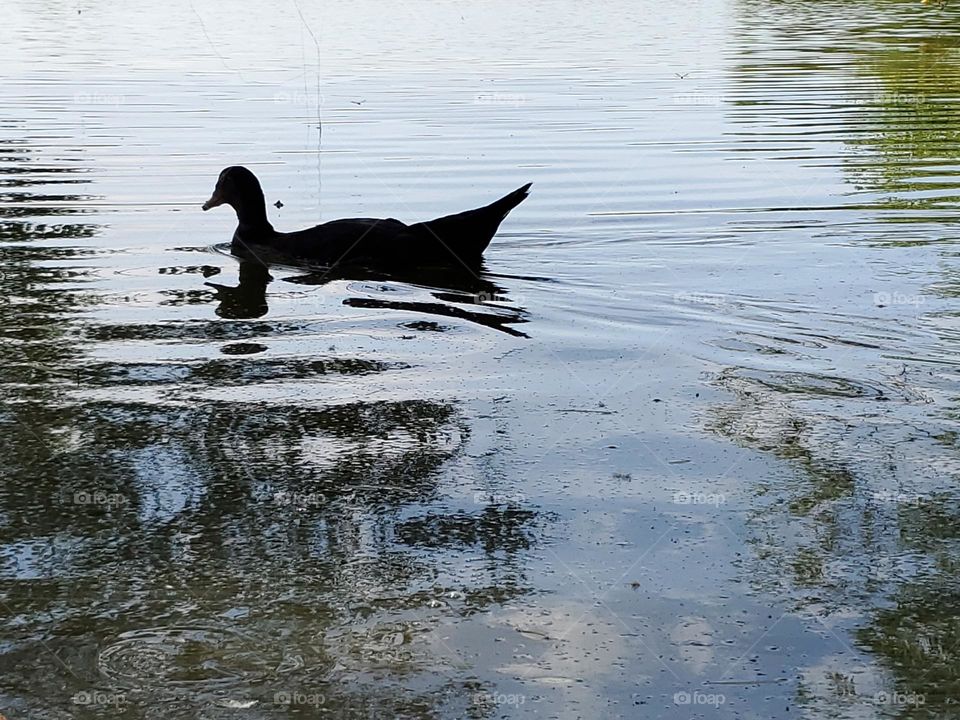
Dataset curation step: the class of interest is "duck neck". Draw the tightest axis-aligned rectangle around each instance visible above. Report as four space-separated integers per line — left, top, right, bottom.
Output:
237 205 273 232
231 180 273 234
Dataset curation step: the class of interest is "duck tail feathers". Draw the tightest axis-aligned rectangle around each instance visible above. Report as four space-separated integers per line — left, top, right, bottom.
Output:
490 183 533 218
411 183 532 261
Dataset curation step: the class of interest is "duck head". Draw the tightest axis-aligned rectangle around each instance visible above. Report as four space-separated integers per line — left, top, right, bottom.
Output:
203 166 260 211
203 166 273 230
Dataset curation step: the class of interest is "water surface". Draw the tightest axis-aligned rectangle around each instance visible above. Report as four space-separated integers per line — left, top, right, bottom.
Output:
2 0 960 717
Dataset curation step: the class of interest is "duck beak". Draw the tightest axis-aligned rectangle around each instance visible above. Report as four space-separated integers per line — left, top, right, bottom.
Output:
202 189 225 211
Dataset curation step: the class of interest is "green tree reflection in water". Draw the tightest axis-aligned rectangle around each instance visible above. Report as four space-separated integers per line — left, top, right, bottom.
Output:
846 24 960 224
721 2 960 718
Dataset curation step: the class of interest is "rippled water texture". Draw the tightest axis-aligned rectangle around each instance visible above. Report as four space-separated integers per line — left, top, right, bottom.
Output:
2 0 960 718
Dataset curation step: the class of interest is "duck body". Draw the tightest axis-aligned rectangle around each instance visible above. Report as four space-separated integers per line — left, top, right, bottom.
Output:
237 217 414 266
204 166 531 268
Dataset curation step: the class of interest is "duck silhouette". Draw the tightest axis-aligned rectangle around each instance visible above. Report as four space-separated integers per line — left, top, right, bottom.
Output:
202 166 531 269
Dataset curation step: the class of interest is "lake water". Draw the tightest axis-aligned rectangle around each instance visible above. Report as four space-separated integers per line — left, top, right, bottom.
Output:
3 0 960 717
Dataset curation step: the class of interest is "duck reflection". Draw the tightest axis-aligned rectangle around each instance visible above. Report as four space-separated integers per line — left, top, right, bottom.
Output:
205 258 272 319
207 256 531 336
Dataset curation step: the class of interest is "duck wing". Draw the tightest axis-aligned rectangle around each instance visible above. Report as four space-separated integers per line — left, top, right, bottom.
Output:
271 218 415 266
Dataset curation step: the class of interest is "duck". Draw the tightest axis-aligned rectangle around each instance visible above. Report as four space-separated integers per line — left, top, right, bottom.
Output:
202 166 531 268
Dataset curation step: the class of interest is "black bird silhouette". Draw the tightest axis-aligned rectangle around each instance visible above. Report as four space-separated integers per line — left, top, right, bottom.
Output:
202 166 531 269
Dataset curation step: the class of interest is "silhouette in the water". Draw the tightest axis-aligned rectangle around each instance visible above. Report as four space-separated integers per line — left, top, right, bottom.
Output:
292 263 531 337
205 259 272 319
202 166 531 269
208 259 530 336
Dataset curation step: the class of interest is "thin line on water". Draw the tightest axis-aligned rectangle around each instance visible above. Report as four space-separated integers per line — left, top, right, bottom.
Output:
291 0 323 220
